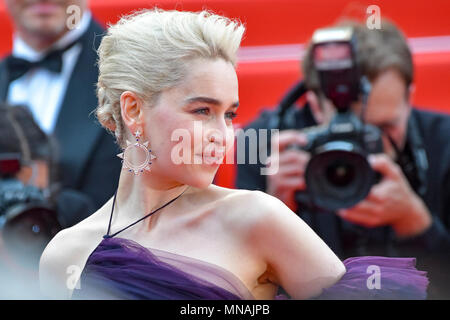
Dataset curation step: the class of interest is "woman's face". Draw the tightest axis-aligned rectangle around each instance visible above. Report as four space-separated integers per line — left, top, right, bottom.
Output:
141 58 239 189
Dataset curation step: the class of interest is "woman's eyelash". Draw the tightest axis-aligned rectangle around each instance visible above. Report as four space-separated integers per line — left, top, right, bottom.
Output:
226 111 237 119
194 108 210 115
193 108 237 120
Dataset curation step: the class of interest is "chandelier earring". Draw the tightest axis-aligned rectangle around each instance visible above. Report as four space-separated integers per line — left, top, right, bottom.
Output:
117 129 156 175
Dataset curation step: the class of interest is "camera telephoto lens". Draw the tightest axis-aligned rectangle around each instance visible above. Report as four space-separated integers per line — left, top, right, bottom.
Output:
305 141 377 211
326 161 356 187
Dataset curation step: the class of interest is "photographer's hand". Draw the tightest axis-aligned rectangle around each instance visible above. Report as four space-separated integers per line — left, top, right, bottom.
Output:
266 130 310 212
337 154 432 238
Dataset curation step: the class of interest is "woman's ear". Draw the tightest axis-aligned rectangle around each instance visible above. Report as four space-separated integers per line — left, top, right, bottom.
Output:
120 91 144 128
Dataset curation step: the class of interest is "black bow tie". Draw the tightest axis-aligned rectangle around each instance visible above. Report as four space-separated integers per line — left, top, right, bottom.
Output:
6 40 80 83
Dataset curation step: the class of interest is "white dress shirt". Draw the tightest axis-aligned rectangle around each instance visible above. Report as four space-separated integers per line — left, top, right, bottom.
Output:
7 11 92 134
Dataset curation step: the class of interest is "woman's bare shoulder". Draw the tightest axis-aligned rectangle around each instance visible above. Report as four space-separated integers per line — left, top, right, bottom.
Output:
207 185 292 231
209 185 289 215
41 214 101 262
209 186 345 299
39 201 111 299
41 199 112 259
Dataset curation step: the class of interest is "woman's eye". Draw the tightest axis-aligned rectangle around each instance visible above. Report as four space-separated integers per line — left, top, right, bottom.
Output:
226 112 237 120
193 108 237 120
194 108 210 115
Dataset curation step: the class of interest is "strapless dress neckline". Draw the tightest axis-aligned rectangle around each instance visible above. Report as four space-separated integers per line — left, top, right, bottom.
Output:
104 236 256 298
72 236 428 300
72 236 256 300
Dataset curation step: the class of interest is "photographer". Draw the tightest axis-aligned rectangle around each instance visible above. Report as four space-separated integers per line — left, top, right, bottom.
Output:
0 104 58 297
236 21 450 298
0 103 95 298
0 0 122 218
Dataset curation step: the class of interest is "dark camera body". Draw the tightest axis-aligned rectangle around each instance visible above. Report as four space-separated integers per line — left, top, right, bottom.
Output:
0 155 60 268
286 26 385 211
295 111 383 211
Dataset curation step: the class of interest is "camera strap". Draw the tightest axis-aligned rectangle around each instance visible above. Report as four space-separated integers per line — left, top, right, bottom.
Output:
406 113 429 197
385 113 428 198
270 81 307 130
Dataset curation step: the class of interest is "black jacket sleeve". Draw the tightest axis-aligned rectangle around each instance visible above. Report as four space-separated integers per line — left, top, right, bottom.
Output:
393 110 450 255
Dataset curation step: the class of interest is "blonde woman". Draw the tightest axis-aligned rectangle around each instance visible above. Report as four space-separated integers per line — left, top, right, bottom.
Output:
39 9 427 300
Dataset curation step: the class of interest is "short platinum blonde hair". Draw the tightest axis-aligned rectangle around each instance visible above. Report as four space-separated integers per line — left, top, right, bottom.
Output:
95 8 245 148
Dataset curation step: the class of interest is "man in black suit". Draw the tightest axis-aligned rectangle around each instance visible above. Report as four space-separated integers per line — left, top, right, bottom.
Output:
0 0 121 226
236 21 450 298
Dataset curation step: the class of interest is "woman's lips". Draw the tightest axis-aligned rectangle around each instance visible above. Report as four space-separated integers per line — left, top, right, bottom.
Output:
194 154 224 165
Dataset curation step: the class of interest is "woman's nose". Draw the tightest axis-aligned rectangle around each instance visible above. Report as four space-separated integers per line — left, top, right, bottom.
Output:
205 128 226 147
204 118 228 145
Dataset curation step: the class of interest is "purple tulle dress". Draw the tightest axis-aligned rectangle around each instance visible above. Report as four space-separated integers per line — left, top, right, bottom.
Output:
71 192 428 300
71 236 428 300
